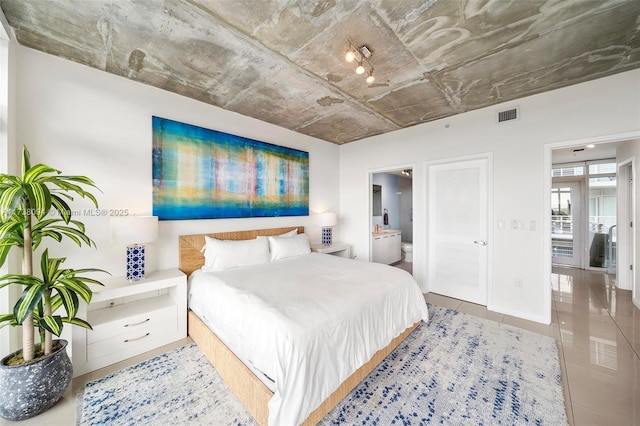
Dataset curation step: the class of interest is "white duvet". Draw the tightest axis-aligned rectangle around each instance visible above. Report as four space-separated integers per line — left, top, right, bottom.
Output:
188 253 429 426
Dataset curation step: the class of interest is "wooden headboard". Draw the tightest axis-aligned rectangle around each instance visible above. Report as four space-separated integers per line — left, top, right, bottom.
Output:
179 226 304 277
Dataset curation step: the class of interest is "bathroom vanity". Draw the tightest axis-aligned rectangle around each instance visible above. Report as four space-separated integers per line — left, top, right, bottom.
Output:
372 230 402 264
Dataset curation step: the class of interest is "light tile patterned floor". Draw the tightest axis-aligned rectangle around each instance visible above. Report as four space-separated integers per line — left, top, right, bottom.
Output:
3 265 637 425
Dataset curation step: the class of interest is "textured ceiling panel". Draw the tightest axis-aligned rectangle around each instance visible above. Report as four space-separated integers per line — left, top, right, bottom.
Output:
367 80 456 127
1 0 639 144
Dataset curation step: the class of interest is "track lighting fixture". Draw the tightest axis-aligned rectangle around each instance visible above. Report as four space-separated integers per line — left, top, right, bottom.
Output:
344 41 375 84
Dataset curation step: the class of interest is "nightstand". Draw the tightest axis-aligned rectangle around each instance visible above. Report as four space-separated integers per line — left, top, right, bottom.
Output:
310 242 351 258
71 269 187 377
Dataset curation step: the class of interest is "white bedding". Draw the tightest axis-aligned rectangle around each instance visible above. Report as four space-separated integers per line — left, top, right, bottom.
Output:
188 252 429 426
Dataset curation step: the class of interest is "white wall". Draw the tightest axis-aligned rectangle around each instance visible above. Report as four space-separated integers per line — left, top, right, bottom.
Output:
340 69 640 323
13 46 340 277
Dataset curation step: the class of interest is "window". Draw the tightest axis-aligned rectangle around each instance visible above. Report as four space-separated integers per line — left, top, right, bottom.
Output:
589 162 616 175
552 165 584 177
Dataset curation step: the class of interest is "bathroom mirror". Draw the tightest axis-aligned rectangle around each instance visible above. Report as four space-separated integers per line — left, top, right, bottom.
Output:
372 184 382 216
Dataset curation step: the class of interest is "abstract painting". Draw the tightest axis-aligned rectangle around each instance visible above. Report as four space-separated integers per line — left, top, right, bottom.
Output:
152 116 309 220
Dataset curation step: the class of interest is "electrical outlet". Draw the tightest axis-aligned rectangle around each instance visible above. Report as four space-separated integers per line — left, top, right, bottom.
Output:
107 299 116 308
515 279 523 288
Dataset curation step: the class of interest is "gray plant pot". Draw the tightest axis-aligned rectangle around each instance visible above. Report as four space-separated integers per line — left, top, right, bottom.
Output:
0 339 73 421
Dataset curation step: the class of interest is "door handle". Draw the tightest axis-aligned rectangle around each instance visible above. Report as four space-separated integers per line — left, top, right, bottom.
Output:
474 240 487 246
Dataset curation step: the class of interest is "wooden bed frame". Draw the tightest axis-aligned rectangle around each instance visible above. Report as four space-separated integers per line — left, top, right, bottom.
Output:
179 226 419 426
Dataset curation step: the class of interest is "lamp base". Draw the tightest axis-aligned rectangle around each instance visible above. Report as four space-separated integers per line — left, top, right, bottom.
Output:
321 227 332 246
126 244 146 281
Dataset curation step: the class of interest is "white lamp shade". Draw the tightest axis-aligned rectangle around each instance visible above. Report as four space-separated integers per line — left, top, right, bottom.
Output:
111 216 158 245
316 212 337 227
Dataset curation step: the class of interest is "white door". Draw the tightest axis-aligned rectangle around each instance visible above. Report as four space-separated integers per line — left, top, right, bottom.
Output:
551 181 582 267
428 158 489 305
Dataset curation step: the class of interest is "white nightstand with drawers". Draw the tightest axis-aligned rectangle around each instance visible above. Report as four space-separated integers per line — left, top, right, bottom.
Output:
71 268 187 377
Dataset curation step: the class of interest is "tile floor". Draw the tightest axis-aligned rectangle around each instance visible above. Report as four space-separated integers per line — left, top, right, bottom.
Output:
3 266 637 425
393 260 413 274
551 267 639 425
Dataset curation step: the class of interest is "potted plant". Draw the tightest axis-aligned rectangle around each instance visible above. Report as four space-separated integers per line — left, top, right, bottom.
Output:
0 145 107 420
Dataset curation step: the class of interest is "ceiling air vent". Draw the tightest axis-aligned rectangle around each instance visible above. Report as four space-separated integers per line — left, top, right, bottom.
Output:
496 107 519 123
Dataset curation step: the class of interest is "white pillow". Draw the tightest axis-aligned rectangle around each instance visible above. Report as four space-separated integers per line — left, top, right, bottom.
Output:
202 236 270 271
268 233 311 261
257 229 298 239
278 229 298 237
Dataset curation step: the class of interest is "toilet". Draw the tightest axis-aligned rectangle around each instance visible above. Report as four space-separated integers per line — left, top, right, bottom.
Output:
401 242 413 263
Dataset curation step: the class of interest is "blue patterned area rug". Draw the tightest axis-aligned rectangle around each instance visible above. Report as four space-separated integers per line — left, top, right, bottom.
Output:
78 305 567 425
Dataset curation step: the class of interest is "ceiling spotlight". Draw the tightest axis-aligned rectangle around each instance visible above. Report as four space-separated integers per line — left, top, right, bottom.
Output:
345 50 355 62
356 62 365 74
586 144 595 149
366 71 375 84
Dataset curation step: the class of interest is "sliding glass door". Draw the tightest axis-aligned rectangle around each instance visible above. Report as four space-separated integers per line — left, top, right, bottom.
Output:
551 161 617 271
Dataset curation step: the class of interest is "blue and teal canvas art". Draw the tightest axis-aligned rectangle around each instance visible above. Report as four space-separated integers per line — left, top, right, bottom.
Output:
152 117 309 220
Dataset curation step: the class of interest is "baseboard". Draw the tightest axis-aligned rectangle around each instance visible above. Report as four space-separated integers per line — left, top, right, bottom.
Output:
487 304 548 325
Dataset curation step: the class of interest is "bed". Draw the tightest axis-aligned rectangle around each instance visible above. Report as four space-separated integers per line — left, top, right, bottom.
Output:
180 226 428 426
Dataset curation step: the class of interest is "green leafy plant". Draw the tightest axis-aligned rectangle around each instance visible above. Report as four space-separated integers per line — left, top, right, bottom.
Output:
0 145 107 363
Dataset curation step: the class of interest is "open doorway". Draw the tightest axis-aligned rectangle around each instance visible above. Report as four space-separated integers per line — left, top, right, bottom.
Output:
370 168 413 275
546 135 639 322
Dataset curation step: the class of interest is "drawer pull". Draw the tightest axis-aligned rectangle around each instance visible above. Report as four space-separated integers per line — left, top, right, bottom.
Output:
124 318 150 328
124 333 150 343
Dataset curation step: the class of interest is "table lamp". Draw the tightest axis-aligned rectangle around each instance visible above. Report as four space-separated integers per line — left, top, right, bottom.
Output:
111 216 158 281
316 212 337 246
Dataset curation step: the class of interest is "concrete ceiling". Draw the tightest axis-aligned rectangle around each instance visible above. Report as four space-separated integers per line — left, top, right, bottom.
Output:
1 0 639 145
